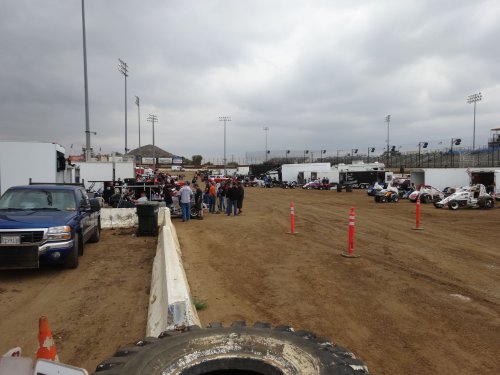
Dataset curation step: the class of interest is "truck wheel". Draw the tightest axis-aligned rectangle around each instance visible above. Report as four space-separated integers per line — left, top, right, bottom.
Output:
88 220 101 243
379 195 387 203
65 233 80 268
433 201 443 208
93 322 370 375
448 200 460 210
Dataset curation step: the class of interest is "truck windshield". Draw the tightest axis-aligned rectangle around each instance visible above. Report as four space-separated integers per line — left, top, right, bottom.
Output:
0 189 76 211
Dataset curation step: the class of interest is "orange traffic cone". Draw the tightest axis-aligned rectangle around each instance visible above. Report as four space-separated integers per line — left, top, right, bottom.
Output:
36 316 59 362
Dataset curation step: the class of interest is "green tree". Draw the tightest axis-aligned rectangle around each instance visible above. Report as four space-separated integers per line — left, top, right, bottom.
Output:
192 155 203 166
227 161 239 167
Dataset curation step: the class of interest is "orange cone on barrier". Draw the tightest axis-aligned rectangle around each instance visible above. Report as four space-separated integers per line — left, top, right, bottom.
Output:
36 316 59 362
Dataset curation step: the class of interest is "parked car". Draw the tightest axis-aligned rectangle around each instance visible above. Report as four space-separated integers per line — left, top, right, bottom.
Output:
408 185 444 203
0 183 101 269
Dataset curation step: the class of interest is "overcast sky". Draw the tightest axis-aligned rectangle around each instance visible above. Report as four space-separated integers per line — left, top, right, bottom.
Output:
1 0 499 162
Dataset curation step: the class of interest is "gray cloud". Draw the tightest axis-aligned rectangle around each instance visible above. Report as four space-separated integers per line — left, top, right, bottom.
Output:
1 0 499 161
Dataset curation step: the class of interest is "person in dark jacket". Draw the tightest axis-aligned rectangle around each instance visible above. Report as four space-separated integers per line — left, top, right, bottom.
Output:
236 181 245 214
225 182 239 216
194 183 203 219
163 184 174 210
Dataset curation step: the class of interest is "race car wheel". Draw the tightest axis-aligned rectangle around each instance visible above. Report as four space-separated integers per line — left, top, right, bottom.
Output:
448 200 460 210
93 321 370 375
391 195 399 203
484 197 494 209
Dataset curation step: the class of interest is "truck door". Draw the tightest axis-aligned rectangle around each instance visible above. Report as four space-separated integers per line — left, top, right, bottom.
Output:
77 188 93 242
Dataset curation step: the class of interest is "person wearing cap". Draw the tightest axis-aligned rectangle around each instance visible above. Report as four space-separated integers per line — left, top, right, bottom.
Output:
178 181 193 222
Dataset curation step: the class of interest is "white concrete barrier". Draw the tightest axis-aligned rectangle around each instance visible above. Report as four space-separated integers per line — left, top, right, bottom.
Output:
146 210 200 336
101 207 166 229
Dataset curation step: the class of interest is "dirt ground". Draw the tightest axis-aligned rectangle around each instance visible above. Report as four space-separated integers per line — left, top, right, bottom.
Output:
0 228 156 371
175 186 500 375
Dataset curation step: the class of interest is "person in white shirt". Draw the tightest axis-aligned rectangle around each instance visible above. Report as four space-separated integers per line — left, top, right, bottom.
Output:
134 191 148 204
178 181 193 222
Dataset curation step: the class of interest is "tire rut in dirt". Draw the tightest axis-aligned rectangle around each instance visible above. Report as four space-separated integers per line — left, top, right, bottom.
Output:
93 321 370 374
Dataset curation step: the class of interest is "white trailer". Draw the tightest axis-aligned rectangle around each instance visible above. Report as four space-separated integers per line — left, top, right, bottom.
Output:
281 163 331 183
410 168 471 191
0 141 73 195
74 161 135 192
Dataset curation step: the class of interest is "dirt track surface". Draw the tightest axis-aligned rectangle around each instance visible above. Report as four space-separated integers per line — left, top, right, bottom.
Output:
176 187 500 375
0 228 156 371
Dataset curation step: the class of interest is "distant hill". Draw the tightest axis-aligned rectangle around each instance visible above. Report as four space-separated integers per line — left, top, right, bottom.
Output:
127 144 176 158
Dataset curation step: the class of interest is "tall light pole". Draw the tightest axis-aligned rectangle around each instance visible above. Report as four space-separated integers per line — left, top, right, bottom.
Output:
135 96 141 161
450 138 461 168
81 0 91 161
367 147 375 163
263 126 269 162
304 150 309 163
285 150 290 163
147 114 158 171
118 58 129 155
336 149 343 165
351 149 358 163
320 150 326 162
219 116 231 175
417 142 428 167
467 92 482 166
385 114 391 166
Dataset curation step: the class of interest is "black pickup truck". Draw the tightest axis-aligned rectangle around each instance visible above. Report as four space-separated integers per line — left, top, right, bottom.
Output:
0 183 101 269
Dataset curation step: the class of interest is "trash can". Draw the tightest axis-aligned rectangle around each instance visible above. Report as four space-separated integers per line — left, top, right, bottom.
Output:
336 184 343 192
136 202 159 236
345 185 353 192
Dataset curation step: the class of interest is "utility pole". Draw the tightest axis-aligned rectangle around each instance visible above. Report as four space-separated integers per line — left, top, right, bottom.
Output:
263 126 269 162
118 58 129 155
467 92 482 166
147 114 158 171
81 0 91 161
135 96 141 161
219 116 231 175
385 114 391 166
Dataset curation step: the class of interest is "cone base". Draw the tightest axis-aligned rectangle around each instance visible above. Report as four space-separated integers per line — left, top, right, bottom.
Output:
286 232 299 235
412 227 425 230
341 252 360 258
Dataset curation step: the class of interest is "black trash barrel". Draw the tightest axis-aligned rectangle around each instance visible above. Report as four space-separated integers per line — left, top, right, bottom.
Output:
345 185 353 192
336 184 342 192
136 202 159 236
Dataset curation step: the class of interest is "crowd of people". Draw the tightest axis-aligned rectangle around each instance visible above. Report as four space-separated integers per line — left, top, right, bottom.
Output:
100 171 245 223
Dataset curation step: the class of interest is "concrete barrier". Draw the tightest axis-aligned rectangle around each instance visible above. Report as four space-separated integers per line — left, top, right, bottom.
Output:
146 209 200 336
101 207 166 229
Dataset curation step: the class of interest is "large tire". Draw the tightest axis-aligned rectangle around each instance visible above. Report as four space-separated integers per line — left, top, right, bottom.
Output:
65 233 80 269
379 195 387 203
93 321 370 374
448 200 460 210
88 219 101 243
